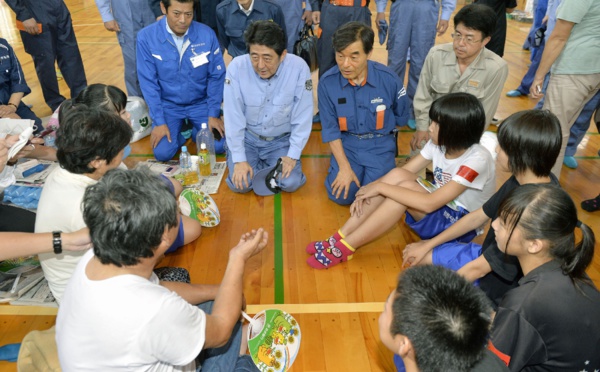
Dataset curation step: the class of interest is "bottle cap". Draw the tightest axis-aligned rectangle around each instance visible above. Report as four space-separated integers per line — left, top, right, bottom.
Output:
181 146 188 152
200 143 207 150
201 123 207 129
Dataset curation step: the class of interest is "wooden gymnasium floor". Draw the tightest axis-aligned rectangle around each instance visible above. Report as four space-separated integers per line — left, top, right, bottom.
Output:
1 1 599 371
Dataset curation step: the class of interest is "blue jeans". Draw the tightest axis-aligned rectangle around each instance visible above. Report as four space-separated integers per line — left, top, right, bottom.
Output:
196 301 258 371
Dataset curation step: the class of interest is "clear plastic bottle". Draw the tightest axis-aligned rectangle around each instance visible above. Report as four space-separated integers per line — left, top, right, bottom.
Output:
179 145 198 185
198 143 211 177
196 123 215 170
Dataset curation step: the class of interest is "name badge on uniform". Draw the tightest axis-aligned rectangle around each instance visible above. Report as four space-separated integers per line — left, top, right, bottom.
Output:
190 51 210 68
467 79 480 89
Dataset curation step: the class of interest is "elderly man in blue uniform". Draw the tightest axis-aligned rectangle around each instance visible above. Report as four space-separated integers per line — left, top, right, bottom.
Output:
95 0 156 98
309 0 387 78
216 0 287 59
272 0 313 53
319 22 409 205
137 0 225 161
385 0 456 129
0 38 42 133
224 21 312 195
4 0 87 112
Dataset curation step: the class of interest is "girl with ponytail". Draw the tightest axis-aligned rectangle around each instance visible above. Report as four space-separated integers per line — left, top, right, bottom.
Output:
488 184 600 371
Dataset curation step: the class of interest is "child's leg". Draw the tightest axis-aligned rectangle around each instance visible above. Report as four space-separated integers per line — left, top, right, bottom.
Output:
182 215 202 245
340 168 419 236
343 175 425 248
166 215 201 253
170 177 183 198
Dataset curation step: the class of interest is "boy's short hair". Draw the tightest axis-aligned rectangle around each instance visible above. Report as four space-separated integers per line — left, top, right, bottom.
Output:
82 168 178 267
429 92 486 154
244 21 286 56
56 106 132 174
453 4 497 39
391 266 492 371
497 110 562 177
332 21 374 54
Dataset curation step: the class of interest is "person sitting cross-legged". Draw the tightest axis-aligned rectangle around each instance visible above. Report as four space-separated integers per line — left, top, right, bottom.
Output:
57 167 268 371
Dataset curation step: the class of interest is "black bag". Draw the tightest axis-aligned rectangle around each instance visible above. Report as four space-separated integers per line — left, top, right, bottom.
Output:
293 24 318 72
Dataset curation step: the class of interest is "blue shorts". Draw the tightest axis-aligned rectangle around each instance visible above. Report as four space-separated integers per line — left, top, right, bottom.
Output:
166 216 185 254
432 242 482 271
159 174 176 194
405 205 476 243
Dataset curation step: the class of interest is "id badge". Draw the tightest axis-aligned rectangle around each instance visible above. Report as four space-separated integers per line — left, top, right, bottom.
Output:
190 52 209 68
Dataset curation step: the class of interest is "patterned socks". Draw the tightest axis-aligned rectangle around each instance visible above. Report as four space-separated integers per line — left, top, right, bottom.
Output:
305 230 345 254
306 238 355 269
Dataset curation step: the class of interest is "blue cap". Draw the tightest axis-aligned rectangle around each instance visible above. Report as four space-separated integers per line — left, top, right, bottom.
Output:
181 146 188 152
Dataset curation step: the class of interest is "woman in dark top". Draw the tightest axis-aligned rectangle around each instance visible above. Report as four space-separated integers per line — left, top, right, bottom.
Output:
489 184 600 371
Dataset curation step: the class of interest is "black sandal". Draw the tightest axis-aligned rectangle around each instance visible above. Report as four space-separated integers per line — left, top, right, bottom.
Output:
581 194 600 212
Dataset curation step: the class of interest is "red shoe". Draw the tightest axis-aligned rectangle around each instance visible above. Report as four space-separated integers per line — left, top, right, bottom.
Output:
307 239 354 269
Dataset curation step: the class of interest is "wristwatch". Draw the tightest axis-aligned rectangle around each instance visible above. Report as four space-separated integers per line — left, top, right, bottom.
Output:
52 231 62 254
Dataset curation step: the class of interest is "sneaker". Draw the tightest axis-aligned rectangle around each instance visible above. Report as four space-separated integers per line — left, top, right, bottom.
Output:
506 89 524 97
581 194 600 212
307 239 355 269
563 156 578 169
407 119 416 130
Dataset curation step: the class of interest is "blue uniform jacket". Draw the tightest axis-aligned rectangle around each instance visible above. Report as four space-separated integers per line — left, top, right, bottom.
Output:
0 38 31 105
4 0 66 23
136 18 225 126
224 53 313 163
318 60 409 144
216 0 286 58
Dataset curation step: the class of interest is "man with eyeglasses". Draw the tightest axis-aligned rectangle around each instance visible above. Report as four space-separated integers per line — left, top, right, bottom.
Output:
411 4 508 153
137 0 226 161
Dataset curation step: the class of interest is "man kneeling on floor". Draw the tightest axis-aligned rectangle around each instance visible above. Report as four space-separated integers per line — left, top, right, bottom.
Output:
56 167 268 371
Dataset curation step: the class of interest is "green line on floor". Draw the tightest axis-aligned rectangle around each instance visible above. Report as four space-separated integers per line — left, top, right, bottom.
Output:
274 193 284 304
575 155 600 160
300 154 330 158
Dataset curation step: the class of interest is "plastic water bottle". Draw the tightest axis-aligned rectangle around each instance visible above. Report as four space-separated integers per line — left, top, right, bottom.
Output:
179 146 198 185
198 143 211 177
196 123 215 170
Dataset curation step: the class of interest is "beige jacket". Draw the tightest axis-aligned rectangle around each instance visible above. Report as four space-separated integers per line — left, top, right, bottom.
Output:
413 43 508 131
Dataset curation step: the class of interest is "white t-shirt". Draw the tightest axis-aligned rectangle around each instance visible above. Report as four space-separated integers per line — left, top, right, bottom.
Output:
35 166 97 303
420 141 496 212
57 250 205 371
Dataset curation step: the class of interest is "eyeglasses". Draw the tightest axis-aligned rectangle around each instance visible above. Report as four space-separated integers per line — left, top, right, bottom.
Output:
451 33 483 45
